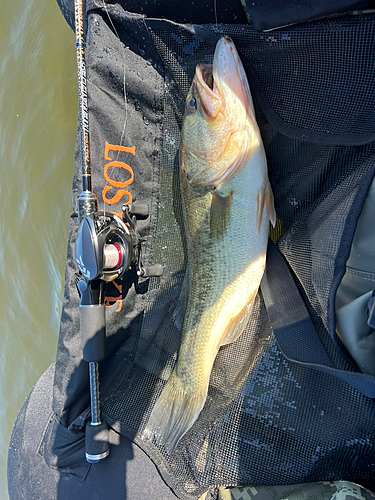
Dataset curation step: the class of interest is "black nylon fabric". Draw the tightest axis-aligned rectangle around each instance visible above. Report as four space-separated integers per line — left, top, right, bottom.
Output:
45 4 375 500
57 0 248 32
240 0 375 31
57 0 375 32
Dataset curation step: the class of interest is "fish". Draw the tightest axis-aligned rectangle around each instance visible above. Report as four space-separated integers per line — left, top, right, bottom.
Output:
142 36 276 454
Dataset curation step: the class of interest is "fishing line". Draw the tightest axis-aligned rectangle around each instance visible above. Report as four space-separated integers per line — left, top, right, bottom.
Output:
101 1 129 166
214 0 218 24
80 0 128 216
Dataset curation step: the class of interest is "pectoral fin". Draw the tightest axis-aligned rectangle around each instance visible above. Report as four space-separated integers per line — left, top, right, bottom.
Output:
210 191 232 239
256 182 276 233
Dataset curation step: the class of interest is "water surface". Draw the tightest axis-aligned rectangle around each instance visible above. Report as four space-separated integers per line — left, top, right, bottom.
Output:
1 1 77 497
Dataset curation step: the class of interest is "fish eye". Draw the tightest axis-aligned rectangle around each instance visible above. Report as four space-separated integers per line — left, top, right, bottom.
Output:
186 97 197 114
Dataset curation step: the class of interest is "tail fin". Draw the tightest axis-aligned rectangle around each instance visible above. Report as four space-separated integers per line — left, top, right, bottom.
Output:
142 371 207 454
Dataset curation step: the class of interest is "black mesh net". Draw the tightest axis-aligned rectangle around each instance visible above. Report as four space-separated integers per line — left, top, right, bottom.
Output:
51 7 375 499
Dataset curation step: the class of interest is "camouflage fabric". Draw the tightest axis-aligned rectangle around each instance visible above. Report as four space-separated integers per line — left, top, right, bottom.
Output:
217 481 375 500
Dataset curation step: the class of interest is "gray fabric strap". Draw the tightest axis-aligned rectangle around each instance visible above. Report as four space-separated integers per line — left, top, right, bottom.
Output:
261 241 375 398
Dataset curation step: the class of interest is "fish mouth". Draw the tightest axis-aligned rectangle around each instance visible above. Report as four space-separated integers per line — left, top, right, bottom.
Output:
194 37 251 120
195 63 223 119
197 64 214 90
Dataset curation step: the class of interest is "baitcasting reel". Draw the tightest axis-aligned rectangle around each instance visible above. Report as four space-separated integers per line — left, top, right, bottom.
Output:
75 202 154 285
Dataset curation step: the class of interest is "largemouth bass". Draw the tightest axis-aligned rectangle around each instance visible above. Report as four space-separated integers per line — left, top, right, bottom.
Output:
142 36 276 453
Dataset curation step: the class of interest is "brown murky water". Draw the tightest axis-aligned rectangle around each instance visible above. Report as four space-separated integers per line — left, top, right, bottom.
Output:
1 1 77 497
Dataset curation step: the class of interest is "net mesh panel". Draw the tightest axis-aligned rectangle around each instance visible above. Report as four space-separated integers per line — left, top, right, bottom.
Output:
248 23 375 138
100 15 375 499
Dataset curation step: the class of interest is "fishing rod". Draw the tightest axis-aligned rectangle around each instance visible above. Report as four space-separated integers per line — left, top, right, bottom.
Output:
73 0 162 463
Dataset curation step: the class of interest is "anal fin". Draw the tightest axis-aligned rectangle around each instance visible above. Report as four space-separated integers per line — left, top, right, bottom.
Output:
266 182 276 228
219 300 254 347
